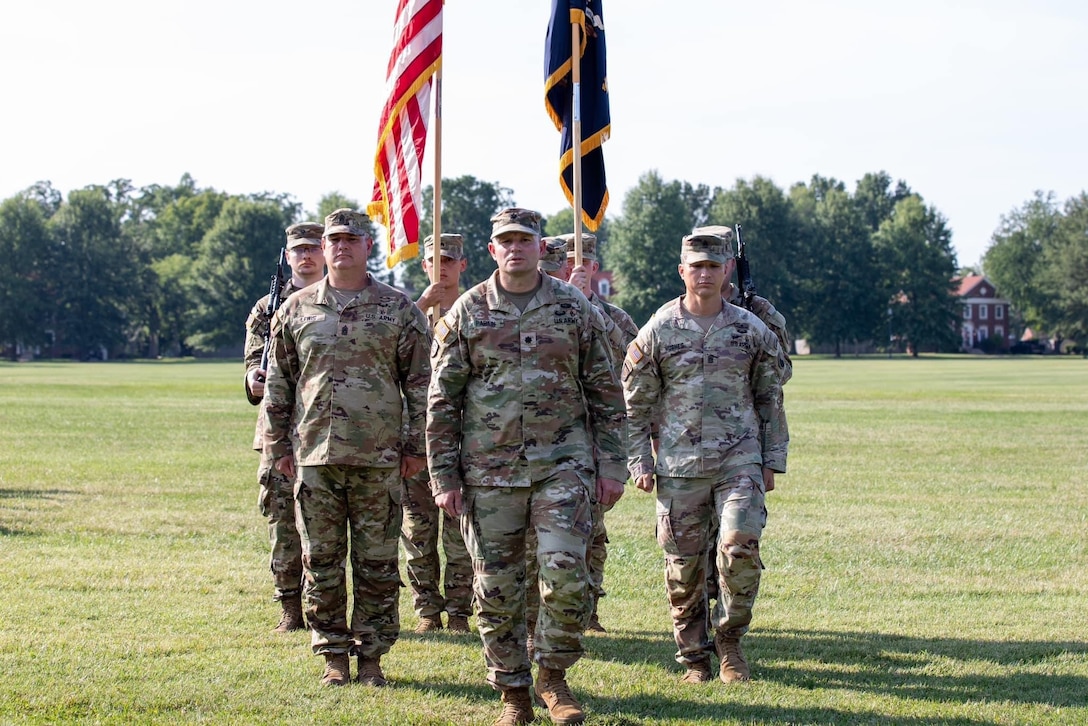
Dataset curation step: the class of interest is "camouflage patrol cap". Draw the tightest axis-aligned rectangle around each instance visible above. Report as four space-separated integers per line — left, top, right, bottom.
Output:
558 232 598 261
538 237 568 272
681 232 729 264
423 233 465 260
323 208 370 237
285 222 324 249
691 225 736 258
490 207 542 238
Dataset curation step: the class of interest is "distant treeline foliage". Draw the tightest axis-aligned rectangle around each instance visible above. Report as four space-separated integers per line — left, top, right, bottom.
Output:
1 172 1083 360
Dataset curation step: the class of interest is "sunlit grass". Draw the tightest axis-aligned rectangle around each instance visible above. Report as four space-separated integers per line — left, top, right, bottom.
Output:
1 356 1086 724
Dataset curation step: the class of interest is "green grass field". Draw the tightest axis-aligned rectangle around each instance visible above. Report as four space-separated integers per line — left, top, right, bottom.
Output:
1 357 1086 725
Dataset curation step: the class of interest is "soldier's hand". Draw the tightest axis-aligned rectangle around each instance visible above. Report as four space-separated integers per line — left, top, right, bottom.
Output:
401 455 426 479
568 265 592 297
274 454 296 480
246 367 266 399
634 473 655 493
416 282 450 312
762 468 776 492
596 477 625 507
435 490 462 517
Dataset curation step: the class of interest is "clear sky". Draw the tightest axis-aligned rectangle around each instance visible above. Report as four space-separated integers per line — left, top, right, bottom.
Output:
2 0 1085 266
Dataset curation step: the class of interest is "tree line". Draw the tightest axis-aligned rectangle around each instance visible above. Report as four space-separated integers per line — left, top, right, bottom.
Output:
2 171 1083 361
982 190 1088 352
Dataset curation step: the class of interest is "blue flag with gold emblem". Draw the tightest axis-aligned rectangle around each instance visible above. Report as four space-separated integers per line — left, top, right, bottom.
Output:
545 0 610 231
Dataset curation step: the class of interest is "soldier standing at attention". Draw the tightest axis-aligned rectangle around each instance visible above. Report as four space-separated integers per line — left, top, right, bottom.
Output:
264 209 431 687
403 233 473 634
623 232 788 685
564 232 639 634
243 222 325 632
691 224 792 611
427 208 627 726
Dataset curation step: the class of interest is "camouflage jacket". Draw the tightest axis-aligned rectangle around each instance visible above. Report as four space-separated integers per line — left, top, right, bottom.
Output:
427 272 627 494
589 292 640 367
244 281 303 450
264 276 432 468
729 285 793 384
623 297 789 480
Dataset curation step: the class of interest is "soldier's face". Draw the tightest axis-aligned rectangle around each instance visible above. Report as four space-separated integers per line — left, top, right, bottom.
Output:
323 233 372 272
489 232 543 275
288 243 322 277
679 260 726 299
422 255 467 284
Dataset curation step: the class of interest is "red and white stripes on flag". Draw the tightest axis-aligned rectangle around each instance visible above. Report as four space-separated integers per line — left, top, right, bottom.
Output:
368 0 443 268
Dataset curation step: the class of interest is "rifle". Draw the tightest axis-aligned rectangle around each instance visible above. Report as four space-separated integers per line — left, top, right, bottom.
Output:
734 224 756 309
256 247 288 383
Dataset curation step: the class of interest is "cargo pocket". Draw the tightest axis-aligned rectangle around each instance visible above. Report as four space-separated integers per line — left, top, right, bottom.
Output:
384 482 403 541
655 497 675 551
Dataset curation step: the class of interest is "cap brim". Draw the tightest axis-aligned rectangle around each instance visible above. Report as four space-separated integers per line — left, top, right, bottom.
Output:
286 237 322 249
324 225 364 236
538 261 561 271
681 252 727 264
424 250 463 261
492 224 540 238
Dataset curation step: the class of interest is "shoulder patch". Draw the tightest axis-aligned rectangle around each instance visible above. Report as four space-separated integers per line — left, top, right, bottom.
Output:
622 341 647 381
434 317 453 343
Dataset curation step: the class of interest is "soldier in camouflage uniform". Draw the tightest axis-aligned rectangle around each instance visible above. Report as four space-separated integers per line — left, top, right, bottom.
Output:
520 236 576 655
428 208 627 726
264 209 431 687
692 225 792 384
403 233 473 635
564 233 639 634
691 225 792 608
623 232 789 686
243 221 324 633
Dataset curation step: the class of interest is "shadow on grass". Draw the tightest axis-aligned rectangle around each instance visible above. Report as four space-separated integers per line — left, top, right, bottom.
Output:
0 488 77 537
0 488 77 499
576 626 1087 722
755 627 1088 708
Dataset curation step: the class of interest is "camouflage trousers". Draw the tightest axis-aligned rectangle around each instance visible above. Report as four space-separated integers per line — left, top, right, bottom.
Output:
257 454 303 600
295 464 402 658
462 469 593 691
401 470 473 619
655 466 766 666
525 497 609 630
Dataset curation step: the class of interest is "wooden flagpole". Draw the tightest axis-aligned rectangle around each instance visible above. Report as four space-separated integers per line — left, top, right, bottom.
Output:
430 66 443 322
570 18 583 268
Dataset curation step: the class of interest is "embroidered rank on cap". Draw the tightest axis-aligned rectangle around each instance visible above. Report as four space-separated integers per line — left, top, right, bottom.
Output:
434 317 453 343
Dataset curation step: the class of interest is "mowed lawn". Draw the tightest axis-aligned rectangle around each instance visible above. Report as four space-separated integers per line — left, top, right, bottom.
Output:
0 357 1085 725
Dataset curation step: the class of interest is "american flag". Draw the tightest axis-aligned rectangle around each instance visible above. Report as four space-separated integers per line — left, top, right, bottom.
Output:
368 0 443 267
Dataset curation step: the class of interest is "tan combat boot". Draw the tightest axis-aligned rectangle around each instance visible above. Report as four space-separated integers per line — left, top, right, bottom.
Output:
272 593 305 633
714 633 751 683
680 659 713 684
585 604 606 633
492 686 534 726
447 615 471 634
320 653 350 686
534 667 584 725
415 616 443 633
356 656 388 687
